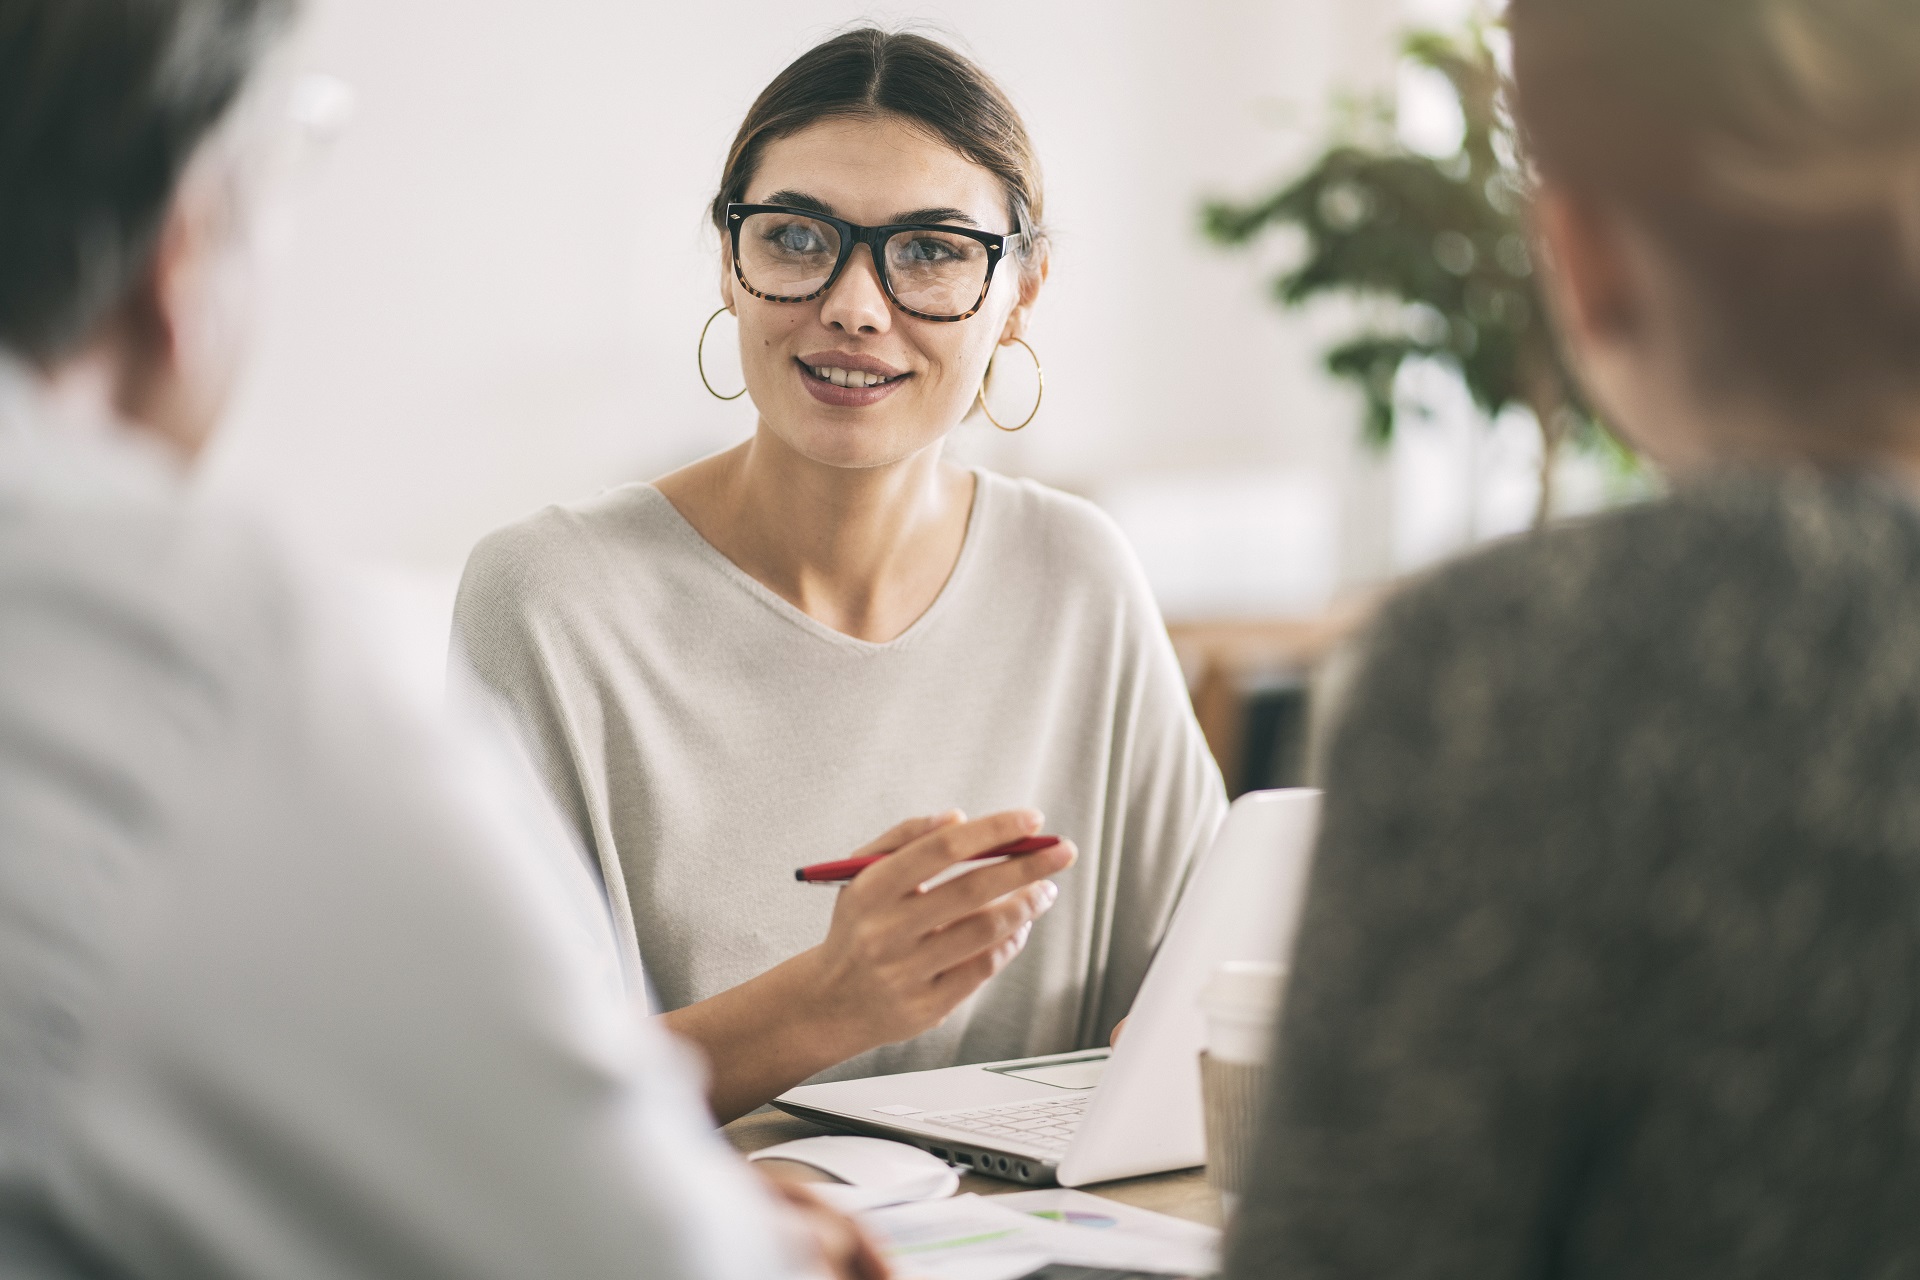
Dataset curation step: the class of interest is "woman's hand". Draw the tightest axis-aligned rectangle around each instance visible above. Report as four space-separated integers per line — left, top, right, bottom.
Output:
663 810 1076 1123
803 810 1076 1050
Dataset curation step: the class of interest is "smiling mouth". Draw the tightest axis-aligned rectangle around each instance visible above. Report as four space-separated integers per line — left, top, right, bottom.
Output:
797 360 909 390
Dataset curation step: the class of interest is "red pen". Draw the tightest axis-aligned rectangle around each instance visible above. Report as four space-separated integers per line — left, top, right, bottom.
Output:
795 835 1061 884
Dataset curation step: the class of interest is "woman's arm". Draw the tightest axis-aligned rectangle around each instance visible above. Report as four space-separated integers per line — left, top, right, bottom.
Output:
665 810 1076 1123
1091 559 1232 1044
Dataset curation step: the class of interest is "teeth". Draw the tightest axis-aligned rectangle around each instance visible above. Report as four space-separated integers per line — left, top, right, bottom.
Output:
811 365 889 389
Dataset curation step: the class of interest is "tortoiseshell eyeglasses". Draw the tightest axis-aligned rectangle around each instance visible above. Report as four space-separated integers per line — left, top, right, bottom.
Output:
726 202 1024 322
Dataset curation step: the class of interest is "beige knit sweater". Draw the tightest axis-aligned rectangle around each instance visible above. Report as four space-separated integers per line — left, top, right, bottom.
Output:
453 469 1227 1082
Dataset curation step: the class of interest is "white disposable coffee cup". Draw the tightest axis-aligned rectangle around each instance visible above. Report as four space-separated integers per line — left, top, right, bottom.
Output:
1199 960 1287 1218
1200 960 1287 1065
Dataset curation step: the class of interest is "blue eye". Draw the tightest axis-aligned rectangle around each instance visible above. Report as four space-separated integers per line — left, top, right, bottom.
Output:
764 221 830 255
900 236 959 263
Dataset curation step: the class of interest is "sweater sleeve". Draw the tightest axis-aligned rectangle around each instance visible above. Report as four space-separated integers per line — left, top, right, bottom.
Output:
450 517 645 977
1225 553 1618 1280
1085 524 1231 1045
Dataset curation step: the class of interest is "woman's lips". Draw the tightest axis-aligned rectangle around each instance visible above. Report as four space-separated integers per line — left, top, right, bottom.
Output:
795 358 910 408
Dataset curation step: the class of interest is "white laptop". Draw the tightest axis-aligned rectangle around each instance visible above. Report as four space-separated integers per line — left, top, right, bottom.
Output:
774 789 1321 1187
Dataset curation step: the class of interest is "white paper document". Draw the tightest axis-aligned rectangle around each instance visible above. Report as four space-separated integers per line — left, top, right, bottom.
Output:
860 1191 1219 1280
860 1197 1052 1280
991 1188 1219 1274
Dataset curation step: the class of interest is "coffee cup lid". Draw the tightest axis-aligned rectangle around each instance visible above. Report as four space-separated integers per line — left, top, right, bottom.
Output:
1200 960 1287 1017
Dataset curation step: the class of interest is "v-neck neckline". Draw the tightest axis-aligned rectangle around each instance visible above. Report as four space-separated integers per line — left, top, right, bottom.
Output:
640 468 993 654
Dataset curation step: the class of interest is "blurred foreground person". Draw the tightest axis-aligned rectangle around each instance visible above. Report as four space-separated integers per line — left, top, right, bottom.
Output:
0 2 879 1276
1229 0 1920 1276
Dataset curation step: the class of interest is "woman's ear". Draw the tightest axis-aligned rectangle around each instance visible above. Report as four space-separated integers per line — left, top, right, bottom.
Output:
1532 182 1684 468
1533 186 1638 354
108 161 251 462
718 245 738 313
1000 249 1049 345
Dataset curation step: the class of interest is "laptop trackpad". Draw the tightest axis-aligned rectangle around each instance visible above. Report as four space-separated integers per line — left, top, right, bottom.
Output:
985 1052 1109 1090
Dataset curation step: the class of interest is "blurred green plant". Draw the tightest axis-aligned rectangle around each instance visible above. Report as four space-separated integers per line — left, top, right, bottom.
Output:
1203 22 1618 527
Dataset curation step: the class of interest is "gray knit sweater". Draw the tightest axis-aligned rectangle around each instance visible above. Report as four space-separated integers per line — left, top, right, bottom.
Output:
1228 473 1920 1278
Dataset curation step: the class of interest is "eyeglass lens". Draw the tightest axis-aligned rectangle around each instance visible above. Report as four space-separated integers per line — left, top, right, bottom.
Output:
737 211 992 318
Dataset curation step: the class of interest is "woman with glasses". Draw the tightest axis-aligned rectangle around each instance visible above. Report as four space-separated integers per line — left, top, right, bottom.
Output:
453 29 1226 1123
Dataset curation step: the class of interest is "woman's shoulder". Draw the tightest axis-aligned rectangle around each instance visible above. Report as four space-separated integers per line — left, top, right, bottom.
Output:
973 470 1146 585
458 482 684 615
1370 469 1920 693
1405 470 1919 607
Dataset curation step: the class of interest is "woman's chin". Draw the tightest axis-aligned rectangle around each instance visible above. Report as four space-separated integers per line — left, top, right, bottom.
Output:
764 415 944 472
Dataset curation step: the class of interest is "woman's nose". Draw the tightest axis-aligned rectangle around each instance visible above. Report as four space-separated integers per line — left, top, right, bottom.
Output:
819 245 892 334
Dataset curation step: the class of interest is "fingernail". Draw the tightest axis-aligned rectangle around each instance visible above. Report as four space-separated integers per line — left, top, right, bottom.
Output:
1016 921 1034 947
1039 881 1059 908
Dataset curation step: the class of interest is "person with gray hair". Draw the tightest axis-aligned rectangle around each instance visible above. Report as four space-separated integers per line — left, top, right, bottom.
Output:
0 2 947 1274
1226 0 1920 1276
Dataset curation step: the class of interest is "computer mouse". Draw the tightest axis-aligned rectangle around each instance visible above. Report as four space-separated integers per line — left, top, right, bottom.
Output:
749 1135 959 1209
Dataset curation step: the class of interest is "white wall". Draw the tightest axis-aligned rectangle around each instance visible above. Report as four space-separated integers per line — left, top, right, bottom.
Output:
208 0 1403 599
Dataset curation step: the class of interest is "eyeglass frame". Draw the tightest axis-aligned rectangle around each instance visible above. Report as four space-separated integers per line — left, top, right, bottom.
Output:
725 202 1025 323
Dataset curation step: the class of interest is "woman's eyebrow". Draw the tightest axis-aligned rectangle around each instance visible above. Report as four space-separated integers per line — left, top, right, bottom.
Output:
759 191 982 229
763 190 837 215
893 207 979 227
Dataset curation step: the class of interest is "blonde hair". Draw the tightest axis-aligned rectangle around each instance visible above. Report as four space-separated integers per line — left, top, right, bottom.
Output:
1710 2 1920 272
1512 0 1920 429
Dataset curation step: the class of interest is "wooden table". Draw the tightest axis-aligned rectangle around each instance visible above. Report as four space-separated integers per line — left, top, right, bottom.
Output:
724 1108 1222 1229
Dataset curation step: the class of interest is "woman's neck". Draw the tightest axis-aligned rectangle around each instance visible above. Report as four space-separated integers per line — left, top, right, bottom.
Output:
1652 390 1920 490
654 426 976 644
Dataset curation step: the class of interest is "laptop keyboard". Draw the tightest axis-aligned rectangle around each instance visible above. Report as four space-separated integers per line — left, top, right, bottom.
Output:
921 1094 1091 1153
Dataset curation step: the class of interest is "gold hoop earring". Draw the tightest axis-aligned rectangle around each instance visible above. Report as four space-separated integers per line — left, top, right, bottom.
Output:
976 337 1044 432
697 307 747 401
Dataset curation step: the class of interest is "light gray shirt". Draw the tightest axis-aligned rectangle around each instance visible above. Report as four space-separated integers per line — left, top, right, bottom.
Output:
0 362 807 1280
454 470 1228 1080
